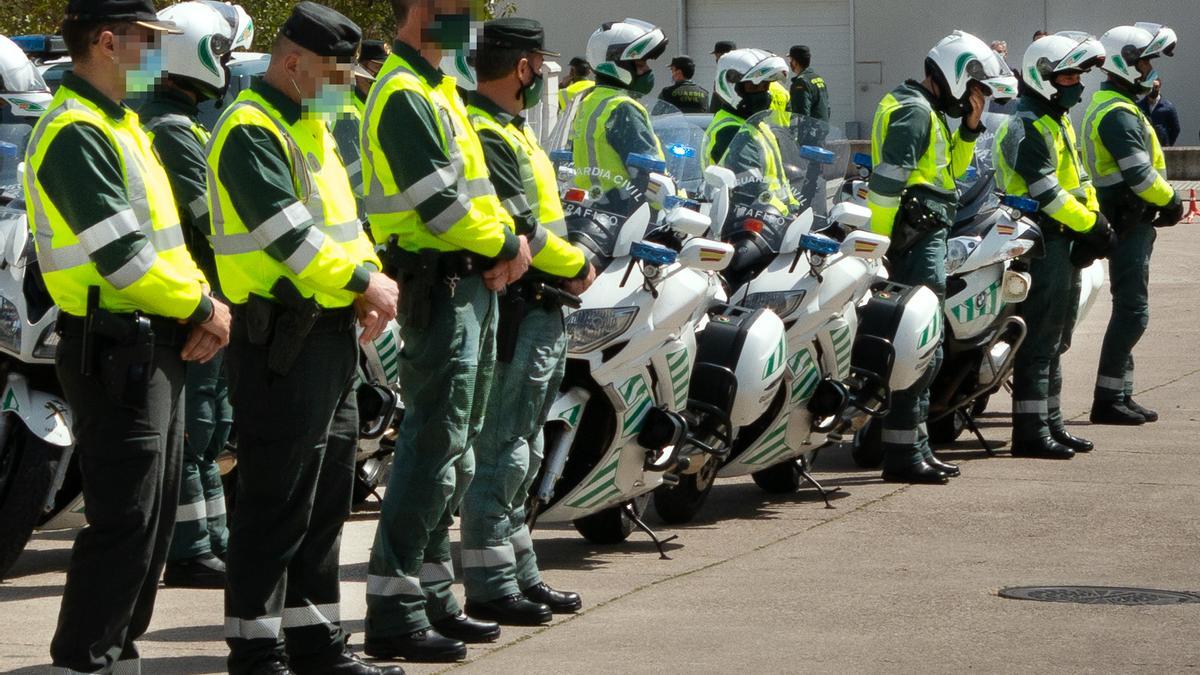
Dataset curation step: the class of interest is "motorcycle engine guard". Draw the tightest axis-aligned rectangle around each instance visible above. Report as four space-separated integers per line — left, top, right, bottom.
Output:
807 378 849 433
849 334 896 417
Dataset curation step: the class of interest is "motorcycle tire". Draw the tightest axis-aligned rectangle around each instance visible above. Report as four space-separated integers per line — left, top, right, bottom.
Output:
751 460 801 494
928 411 966 445
851 420 884 469
653 460 718 525
573 494 649 545
0 426 54 580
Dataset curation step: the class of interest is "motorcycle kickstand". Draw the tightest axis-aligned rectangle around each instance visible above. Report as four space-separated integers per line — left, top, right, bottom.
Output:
622 502 678 560
962 411 997 457
797 460 840 510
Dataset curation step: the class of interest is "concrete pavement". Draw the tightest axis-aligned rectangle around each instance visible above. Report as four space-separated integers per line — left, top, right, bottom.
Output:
3 221 1199 673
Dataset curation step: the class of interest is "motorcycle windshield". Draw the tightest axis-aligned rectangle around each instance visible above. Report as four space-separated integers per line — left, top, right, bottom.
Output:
651 109 708 197
720 110 848 248
0 120 34 204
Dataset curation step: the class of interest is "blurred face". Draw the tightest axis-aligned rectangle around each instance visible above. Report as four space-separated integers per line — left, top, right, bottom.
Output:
284 47 354 103
633 58 651 76
1151 79 1162 97
88 24 163 93
1053 72 1082 87
1134 57 1155 79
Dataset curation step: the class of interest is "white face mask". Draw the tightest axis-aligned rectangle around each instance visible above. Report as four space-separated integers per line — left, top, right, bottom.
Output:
294 78 353 121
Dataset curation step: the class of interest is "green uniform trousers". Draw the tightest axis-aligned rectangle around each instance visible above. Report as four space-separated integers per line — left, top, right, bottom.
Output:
169 352 232 561
1012 230 1081 441
366 273 497 637
223 313 359 674
1095 222 1155 402
50 327 186 674
882 228 946 470
461 304 567 601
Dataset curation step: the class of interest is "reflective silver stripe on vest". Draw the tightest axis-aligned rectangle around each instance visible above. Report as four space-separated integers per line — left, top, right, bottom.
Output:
326 219 361 243
1131 172 1161 194
224 615 282 640
1117 150 1150 170
254 201 311 249
502 194 530 216
426 194 472 234
581 91 614 190
528 225 549 257
1081 96 1125 181
366 573 422 597
873 162 913 183
283 226 326 274
77 209 140 253
281 602 340 628
187 195 210 222
1028 175 1060 198
106 244 157 290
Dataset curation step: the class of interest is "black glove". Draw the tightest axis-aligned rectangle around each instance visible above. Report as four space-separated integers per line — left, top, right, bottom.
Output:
1153 195 1184 228
1069 213 1118 268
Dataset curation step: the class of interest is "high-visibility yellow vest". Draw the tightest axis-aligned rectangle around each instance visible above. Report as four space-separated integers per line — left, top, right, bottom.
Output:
558 79 595 112
1082 88 1173 206
24 83 206 318
361 52 514 255
571 86 664 195
996 108 1097 232
207 88 378 307
468 104 586 279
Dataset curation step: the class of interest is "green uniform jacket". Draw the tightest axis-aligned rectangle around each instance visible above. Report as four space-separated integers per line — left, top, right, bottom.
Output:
139 88 218 285
790 67 830 121
658 80 711 114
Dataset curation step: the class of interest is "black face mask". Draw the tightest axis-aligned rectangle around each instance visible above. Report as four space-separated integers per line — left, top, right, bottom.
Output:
737 89 772 117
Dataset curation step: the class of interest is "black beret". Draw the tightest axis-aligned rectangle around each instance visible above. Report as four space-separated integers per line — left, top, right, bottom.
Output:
670 55 694 71
360 39 389 63
281 1 361 60
65 0 180 33
712 40 736 55
481 17 559 57
789 45 812 62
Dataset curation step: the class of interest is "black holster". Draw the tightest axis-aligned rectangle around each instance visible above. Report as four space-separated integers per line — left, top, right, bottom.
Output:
1100 187 1150 239
890 191 951 256
244 278 323 377
384 241 439 331
496 291 528 364
80 287 155 406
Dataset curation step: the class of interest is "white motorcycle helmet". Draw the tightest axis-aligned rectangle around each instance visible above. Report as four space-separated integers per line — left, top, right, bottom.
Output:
925 30 1019 116
158 1 248 100
0 35 52 117
199 0 256 51
441 48 477 92
1022 32 1105 103
1098 23 1177 94
714 48 788 109
586 18 668 87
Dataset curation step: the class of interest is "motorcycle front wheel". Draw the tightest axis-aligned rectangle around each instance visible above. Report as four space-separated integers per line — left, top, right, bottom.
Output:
573 493 650 545
653 457 718 524
750 449 819 494
0 423 54 580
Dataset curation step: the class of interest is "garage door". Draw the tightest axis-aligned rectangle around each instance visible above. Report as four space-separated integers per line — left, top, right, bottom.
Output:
685 0 853 123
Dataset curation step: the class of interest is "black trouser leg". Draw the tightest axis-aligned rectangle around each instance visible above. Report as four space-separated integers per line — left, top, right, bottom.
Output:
50 335 185 673
223 320 357 674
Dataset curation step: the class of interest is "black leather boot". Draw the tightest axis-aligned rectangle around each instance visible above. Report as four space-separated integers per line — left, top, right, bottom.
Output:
522 582 583 614
465 593 552 626
1090 399 1146 426
1011 436 1075 459
291 648 405 675
162 552 226 589
882 460 948 484
926 454 960 477
1051 426 1094 453
431 612 501 643
1124 396 1158 422
363 629 466 663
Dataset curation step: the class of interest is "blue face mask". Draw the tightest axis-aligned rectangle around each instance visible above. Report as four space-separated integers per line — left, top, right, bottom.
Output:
1137 69 1159 95
302 81 353 120
125 48 164 94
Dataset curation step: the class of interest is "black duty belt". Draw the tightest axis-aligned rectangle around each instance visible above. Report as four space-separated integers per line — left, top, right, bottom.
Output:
56 311 192 346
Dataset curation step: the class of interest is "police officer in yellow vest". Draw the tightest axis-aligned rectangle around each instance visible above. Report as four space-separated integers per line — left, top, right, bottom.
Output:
331 38 389 217
459 17 596 627
995 32 1112 460
572 18 669 216
704 48 796 228
557 56 595 112
361 0 533 663
24 1 231 671
1084 24 1182 426
139 0 251 591
206 4 402 674
866 31 1015 484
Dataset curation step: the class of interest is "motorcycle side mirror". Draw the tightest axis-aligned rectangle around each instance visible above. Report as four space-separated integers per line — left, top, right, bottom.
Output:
677 237 733 272
646 172 678 208
663 196 711 237
703 165 737 191
840 230 890 261
778 208 815 254
829 202 872 230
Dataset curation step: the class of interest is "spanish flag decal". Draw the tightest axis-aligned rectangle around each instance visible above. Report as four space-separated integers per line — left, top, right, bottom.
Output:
996 224 1016 236
854 240 877 253
699 248 726 263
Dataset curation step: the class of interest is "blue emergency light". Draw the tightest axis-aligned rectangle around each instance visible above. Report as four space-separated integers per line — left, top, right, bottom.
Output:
663 195 701 211
627 153 667 174
549 149 573 164
1002 195 1040 213
800 145 836 165
631 241 678 266
666 143 696 159
0 142 17 159
800 233 841 255
853 152 873 169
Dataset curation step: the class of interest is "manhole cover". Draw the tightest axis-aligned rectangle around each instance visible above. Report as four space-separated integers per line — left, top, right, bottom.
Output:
1000 586 1200 606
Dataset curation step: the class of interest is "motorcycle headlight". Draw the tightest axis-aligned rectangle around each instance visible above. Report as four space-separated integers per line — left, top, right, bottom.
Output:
945 236 980 275
33 321 59 359
0 295 20 353
1000 239 1034 261
741 290 807 320
566 307 639 354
